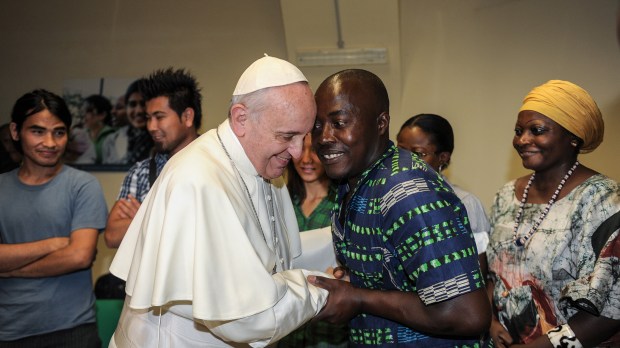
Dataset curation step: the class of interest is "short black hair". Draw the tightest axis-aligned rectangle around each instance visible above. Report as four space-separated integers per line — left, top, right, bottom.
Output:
11 89 72 130
10 89 72 153
398 113 454 154
327 69 389 114
140 68 203 130
124 78 146 105
83 94 112 125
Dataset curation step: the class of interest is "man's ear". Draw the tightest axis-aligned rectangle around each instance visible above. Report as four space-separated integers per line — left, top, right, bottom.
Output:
182 108 195 128
377 112 390 136
229 103 248 137
9 122 19 141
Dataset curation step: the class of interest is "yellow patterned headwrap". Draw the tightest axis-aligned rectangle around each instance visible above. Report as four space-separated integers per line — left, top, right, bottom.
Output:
519 80 604 153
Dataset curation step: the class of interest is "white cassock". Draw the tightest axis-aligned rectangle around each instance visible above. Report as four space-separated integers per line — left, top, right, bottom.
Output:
109 119 329 347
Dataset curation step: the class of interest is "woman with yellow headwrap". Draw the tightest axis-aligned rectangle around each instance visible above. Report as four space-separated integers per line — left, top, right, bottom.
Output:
485 80 620 347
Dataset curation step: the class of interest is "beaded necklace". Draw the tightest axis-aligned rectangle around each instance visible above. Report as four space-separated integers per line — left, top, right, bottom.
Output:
513 161 579 246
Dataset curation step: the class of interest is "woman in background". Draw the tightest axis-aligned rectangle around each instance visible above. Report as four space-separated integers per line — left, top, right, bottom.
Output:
0 123 21 173
80 94 115 164
102 79 152 165
397 113 490 277
279 133 347 348
486 80 619 347
287 133 336 232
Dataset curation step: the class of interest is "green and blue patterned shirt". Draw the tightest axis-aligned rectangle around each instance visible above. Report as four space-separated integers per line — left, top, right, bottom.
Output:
333 143 483 347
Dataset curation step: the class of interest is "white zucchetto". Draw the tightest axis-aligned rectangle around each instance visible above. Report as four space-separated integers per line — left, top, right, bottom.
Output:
232 54 308 96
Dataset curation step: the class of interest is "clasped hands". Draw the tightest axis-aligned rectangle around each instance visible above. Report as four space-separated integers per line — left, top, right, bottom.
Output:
307 266 362 325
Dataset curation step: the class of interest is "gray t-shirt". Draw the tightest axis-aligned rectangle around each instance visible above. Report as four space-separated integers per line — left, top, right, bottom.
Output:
0 166 107 341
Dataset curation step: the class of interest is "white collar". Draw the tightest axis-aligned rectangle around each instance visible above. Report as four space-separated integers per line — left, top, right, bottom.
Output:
217 119 260 179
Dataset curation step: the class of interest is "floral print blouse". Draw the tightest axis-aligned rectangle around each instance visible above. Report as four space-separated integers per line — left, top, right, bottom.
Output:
487 174 620 344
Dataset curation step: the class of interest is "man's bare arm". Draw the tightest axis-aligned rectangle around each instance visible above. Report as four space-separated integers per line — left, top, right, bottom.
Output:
0 237 69 272
104 195 140 248
0 228 98 277
309 275 491 337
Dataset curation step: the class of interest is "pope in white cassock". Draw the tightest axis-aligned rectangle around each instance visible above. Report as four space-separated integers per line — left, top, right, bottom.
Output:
108 55 331 347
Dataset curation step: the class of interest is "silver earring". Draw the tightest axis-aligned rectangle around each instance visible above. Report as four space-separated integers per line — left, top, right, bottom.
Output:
571 140 578 147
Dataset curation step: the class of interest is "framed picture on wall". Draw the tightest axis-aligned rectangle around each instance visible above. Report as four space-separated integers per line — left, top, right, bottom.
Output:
63 77 153 172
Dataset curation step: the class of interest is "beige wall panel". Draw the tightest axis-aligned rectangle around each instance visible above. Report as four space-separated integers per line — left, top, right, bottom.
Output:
1 0 618 282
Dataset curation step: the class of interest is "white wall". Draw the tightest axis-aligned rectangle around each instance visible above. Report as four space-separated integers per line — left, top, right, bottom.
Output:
0 0 291 281
398 0 620 209
1 0 619 281
0 0 292 132
281 0 403 119
279 0 620 209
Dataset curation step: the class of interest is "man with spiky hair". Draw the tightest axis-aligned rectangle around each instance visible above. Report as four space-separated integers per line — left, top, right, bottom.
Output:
104 68 201 249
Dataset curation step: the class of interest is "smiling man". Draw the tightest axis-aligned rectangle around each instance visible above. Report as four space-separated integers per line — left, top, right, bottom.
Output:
309 69 490 347
102 79 154 165
104 68 201 249
0 90 107 347
108 56 329 347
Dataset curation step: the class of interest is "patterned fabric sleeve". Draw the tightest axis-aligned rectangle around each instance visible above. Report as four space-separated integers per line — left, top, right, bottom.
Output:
558 180 620 320
383 171 483 306
117 159 149 201
118 163 140 200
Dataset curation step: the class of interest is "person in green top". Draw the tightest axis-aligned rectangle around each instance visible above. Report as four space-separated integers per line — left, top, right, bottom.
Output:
81 95 116 164
280 132 348 347
287 133 336 231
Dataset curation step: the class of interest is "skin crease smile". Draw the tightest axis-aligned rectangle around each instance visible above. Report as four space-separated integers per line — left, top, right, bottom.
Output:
322 153 343 160
517 149 540 157
276 154 291 165
298 164 317 173
269 154 292 175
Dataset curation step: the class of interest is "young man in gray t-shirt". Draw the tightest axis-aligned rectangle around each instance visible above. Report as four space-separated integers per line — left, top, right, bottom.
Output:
0 89 107 347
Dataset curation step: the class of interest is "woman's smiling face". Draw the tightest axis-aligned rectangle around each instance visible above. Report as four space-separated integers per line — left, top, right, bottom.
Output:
513 110 575 172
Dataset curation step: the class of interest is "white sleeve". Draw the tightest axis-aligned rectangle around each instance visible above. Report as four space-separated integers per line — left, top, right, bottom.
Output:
460 193 491 254
200 269 329 347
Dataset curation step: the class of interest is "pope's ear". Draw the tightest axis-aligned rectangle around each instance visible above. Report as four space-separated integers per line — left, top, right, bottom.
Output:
229 103 248 137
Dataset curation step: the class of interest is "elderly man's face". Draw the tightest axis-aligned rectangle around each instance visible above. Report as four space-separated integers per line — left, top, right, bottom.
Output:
243 83 316 179
312 77 385 184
